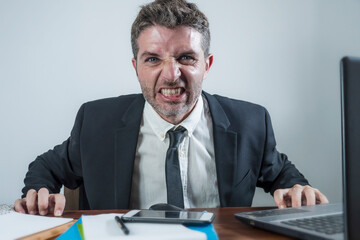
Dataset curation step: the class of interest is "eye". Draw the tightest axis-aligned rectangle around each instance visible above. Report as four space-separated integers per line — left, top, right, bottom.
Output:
180 56 193 60
178 55 195 64
146 57 158 63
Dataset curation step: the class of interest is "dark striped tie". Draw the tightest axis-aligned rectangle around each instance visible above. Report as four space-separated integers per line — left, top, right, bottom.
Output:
165 126 186 208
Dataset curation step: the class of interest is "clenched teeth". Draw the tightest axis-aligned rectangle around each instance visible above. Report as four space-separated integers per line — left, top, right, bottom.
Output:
161 88 183 97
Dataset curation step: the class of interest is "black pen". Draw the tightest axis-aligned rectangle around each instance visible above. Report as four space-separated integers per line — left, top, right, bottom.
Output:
115 215 130 235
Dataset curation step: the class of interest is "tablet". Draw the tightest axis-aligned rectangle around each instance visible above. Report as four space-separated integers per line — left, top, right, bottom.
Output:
122 209 215 225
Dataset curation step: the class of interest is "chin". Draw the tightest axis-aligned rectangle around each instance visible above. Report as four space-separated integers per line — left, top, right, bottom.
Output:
157 105 190 117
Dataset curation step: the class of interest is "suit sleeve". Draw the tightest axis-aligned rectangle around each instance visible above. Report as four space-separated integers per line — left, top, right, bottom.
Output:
21 104 85 198
256 109 309 195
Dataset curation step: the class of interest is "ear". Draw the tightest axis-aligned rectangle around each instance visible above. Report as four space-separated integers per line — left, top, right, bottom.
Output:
131 58 138 76
132 58 137 71
203 54 214 79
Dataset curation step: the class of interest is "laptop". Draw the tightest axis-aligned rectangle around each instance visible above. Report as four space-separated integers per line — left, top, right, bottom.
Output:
235 56 360 240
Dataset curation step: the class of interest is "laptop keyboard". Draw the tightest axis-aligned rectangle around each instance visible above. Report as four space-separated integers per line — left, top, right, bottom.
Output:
282 214 343 235
244 208 307 217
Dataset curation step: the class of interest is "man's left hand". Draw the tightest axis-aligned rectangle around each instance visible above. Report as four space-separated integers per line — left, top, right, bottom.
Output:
274 184 329 209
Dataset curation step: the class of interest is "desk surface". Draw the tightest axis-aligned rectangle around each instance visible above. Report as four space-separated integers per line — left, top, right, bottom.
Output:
22 207 295 240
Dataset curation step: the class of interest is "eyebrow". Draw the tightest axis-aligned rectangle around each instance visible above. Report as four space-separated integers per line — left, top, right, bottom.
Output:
139 51 160 60
177 50 197 56
139 50 198 60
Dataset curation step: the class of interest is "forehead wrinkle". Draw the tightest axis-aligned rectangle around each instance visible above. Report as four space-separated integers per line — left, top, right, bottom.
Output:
138 26 203 58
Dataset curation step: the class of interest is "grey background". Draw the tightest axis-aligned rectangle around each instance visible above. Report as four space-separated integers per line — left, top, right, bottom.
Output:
1 0 360 206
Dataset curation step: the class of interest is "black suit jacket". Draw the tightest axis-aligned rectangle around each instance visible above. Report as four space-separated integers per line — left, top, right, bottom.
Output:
22 92 308 209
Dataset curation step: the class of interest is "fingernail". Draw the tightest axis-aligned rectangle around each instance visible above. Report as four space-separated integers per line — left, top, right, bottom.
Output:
40 211 46 215
55 210 62 216
30 211 35 215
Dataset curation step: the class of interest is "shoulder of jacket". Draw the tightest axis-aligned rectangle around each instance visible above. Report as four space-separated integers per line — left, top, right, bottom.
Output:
83 94 143 106
206 93 267 113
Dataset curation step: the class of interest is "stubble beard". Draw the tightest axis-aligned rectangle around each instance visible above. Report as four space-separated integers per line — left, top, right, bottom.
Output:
141 85 202 118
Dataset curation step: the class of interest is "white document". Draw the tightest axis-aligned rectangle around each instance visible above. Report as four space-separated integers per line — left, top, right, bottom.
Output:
0 211 73 240
82 213 207 240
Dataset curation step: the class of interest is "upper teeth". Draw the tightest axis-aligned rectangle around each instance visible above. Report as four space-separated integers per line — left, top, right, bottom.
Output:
161 88 182 96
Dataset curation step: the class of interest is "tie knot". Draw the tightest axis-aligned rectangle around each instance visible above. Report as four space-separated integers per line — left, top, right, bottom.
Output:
167 126 186 148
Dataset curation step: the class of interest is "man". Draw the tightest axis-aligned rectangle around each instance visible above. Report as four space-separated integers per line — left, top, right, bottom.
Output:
14 0 328 216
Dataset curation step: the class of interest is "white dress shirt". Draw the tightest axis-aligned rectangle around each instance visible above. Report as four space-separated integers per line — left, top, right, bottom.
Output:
129 94 220 209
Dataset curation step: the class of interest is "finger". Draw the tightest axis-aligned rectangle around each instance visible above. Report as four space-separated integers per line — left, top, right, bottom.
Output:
37 188 50 216
303 186 316 206
26 189 38 215
315 190 329 204
14 199 27 214
290 184 303 207
274 189 289 209
49 194 66 216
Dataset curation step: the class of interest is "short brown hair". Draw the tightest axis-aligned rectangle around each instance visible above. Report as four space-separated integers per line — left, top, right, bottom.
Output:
131 0 210 59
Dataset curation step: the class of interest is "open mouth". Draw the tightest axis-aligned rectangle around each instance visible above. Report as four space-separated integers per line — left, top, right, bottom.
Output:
160 87 185 98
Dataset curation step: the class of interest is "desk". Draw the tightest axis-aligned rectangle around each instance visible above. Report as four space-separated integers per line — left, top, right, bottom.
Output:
22 207 295 240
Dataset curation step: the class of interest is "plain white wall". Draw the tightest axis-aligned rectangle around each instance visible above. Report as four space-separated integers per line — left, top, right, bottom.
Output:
1 0 360 206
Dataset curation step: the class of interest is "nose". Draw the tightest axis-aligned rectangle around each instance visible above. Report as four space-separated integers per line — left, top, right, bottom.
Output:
160 60 181 82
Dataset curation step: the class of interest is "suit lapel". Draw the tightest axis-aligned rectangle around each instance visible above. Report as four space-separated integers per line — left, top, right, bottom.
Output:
203 92 238 207
114 95 145 209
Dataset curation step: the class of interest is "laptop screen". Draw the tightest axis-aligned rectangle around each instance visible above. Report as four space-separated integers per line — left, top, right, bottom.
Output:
340 56 360 240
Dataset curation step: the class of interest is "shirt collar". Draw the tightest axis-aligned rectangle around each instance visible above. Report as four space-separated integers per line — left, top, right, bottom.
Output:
143 95 204 141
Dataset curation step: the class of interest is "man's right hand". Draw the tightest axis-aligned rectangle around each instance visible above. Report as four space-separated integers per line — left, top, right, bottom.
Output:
14 188 66 216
